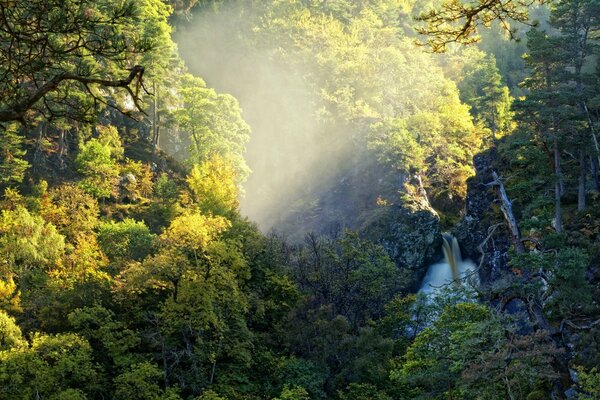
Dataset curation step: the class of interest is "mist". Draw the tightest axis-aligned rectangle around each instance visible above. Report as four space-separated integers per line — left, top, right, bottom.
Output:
171 2 485 237
174 4 356 232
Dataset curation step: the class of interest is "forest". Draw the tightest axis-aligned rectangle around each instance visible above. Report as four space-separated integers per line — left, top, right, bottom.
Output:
0 0 599 399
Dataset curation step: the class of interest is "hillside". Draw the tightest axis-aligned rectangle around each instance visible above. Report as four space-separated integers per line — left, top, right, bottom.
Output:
0 1 599 399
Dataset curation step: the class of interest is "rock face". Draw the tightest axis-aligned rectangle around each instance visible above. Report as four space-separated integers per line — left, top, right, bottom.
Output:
361 195 442 289
454 148 511 285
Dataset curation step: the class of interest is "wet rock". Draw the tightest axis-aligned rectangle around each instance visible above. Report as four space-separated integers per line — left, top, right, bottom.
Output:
361 196 441 289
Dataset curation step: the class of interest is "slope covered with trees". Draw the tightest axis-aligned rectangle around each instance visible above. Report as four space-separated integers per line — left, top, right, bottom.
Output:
0 0 599 399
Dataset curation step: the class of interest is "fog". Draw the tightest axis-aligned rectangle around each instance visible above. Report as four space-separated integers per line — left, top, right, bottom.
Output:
174 4 354 231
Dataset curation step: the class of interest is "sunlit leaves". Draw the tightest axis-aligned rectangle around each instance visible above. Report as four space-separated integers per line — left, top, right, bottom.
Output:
416 0 540 52
176 74 251 182
75 126 124 199
187 155 240 216
0 124 29 184
98 219 155 262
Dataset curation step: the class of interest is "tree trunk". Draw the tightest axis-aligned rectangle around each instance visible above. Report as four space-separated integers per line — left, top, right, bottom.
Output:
416 173 432 207
162 340 170 387
583 102 600 167
152 81 160 149
491 171 525 253
554 139 563 233
58 129 67 170
591 155 600 192
209 338 222 385
578 150 586 211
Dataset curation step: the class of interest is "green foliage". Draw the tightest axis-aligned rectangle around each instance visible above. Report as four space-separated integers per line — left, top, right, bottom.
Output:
338 383 391 400
98 219 155 261
0 333 102 399
0 0 172 124
290 231 406 328
1 0 599 399
274 357 327 400
415 0 538 51
114 362 179 400
273 384 310 400
0 310 25 351
0 124 29 184
119 159 155 202
510 247 594 317
195 390 227 400
0 206 65 270
576 366 600 400
368 119 425 174
175 74 251 181
391 302 494 398
68 305 141 369
456 52 514 142
76 136 120 199
367 83 480 209
141 172 181 232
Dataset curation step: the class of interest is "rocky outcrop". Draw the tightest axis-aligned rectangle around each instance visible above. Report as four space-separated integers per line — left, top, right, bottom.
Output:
361 195 441 289
453 148 512 285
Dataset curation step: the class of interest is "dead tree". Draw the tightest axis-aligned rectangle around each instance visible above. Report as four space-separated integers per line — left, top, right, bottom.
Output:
486 171 525 254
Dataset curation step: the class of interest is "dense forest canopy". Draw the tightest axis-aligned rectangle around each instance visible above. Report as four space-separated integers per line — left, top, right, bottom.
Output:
0 0 599 399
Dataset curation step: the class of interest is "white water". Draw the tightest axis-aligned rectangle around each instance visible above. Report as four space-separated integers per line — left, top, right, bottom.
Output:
419 235 476 295
419 259 476 295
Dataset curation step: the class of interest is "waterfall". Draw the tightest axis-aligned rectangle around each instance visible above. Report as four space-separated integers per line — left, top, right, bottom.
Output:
441 233 461 283
419 233 475 295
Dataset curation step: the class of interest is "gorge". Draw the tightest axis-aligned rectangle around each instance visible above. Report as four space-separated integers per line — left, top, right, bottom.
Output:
0 1 598 399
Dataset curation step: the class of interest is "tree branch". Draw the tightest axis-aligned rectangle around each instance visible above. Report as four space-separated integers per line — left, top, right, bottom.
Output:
0 65 146 123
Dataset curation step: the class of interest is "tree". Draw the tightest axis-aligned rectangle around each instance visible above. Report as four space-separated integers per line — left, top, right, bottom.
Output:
456 53 514 142
367 84 480 210
114 362 182 400
338 383 391 400
68 305 142 370
118 212 251 396
98 219 155 262
75 125 124 199
290 231 405 328
416 0 543 52
0 207 65 307
0 0 173 124
273 384 311 400
186 155 240 217
391 301 560 399
0 310 26 351
517 28 571 234
549 0 600 211
0 332 102 399
40 183 100 242
0 123 29 184
175 74 251 181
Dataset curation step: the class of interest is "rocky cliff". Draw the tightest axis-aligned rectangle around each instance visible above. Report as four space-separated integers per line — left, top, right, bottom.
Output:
454 148 512 286
361 194 442 290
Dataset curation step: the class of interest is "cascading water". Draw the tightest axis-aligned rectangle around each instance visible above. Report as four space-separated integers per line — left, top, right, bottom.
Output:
419 234 476 295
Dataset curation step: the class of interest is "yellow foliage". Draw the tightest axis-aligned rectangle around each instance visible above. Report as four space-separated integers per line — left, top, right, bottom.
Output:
161 212 231 252
187 155 239 215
